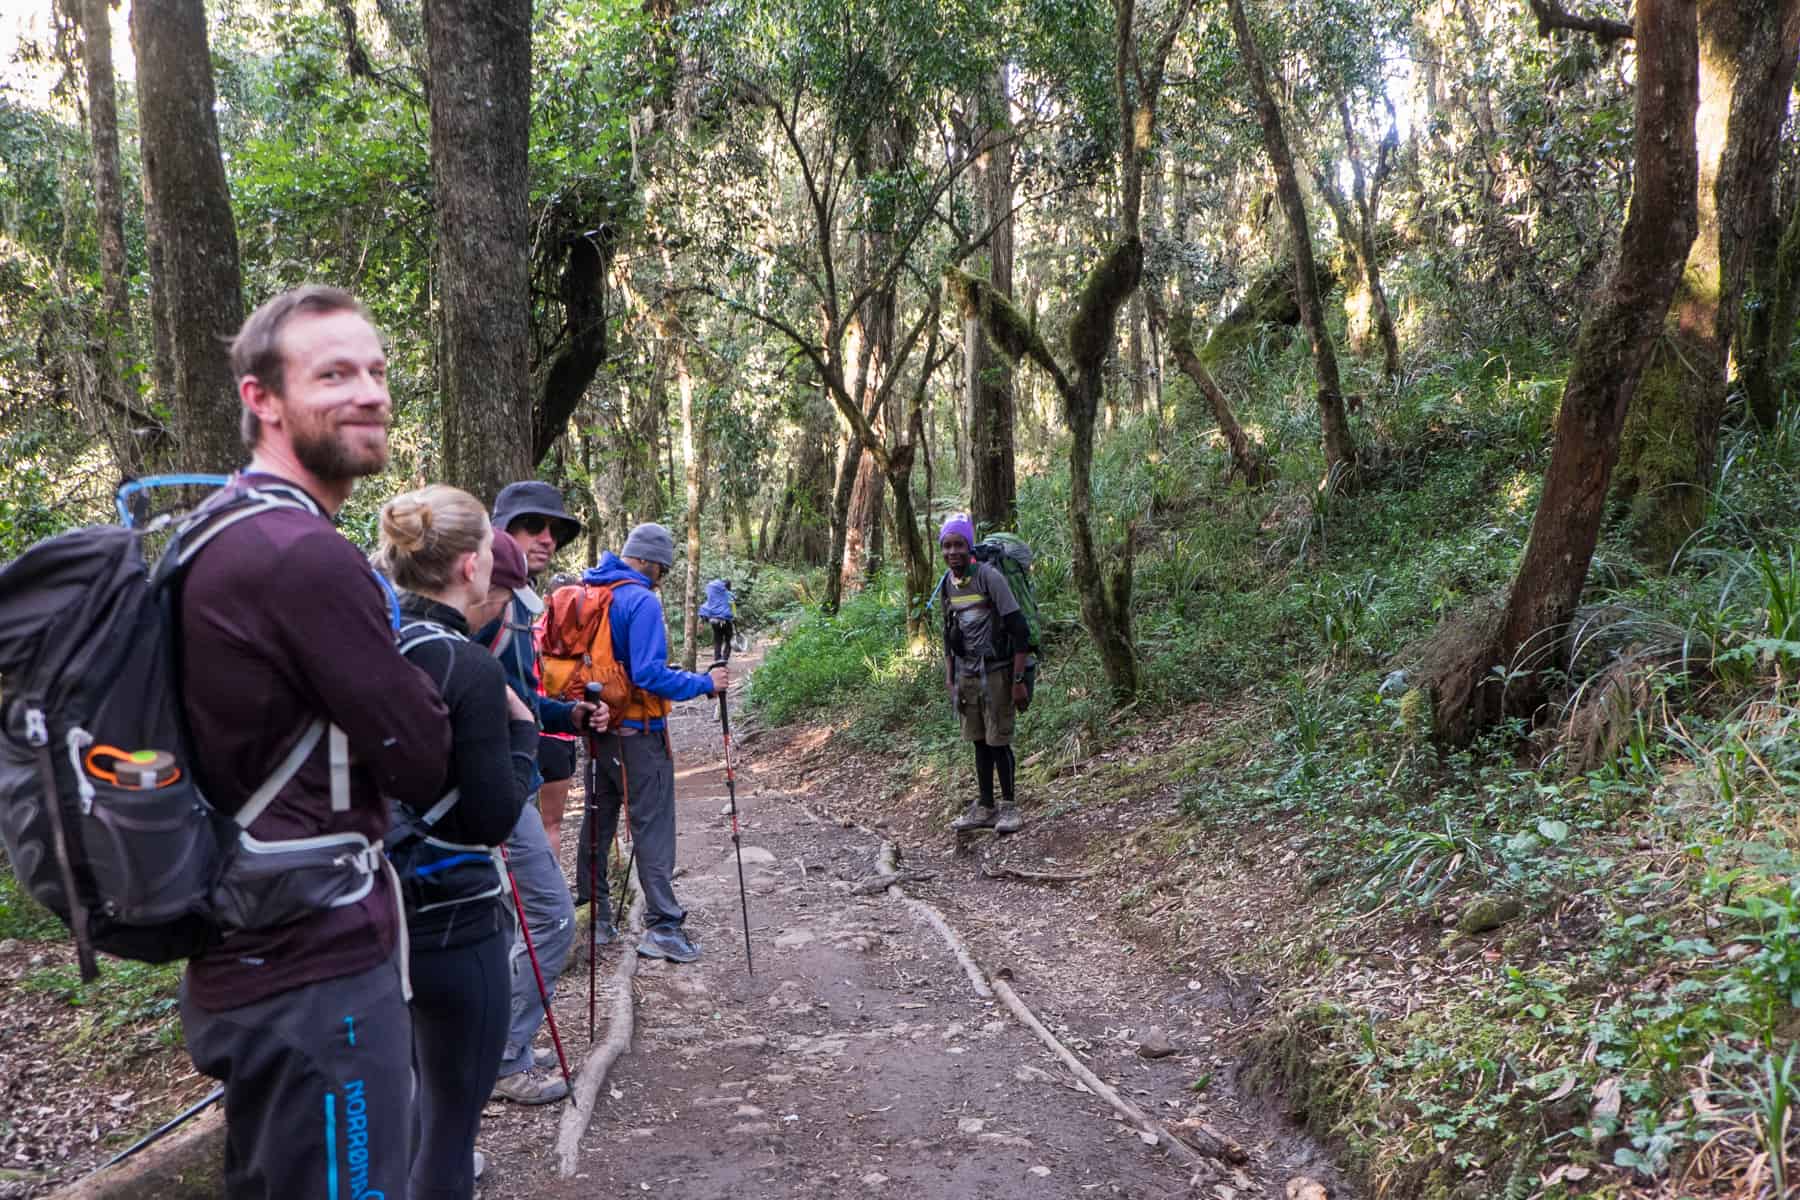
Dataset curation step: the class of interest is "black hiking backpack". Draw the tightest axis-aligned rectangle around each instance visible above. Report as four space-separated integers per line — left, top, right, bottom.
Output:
0 482 384 980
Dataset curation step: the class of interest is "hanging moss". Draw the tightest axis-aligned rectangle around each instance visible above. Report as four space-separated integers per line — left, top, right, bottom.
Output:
943 266 1060 378
1067 237 1143 372
1199 256 1340 369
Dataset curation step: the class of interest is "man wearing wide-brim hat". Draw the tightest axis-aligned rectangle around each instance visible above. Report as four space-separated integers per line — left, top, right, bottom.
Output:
481 481 590 1105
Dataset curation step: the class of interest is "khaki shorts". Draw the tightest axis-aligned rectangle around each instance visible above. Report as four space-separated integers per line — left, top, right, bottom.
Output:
956 667 1016 746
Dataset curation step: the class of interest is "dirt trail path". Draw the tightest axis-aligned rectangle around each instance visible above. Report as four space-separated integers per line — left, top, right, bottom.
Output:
482 643 1348 1199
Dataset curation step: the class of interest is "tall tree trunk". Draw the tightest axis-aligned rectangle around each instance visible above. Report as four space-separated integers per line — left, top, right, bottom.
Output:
1614 0 1800 560
131 0 244 473
823 430 861 614
426 0 532 506
965 66 1017 533
79 0 164 475
675 335 704 671
1228 0 1356 479
1428 0 1700 743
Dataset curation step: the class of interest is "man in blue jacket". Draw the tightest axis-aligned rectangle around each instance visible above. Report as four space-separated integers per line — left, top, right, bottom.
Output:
575 523 728 963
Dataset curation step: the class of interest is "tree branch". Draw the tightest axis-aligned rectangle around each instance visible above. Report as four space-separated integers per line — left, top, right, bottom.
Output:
1526 0 1634 41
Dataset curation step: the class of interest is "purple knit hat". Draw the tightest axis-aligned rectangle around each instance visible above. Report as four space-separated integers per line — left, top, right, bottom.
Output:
938 512 976 547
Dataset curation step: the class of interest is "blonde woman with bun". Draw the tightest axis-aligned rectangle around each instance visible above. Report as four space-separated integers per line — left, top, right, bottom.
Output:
375 485 535 1199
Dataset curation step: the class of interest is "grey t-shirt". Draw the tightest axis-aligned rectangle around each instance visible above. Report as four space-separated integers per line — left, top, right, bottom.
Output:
944 561 1019 672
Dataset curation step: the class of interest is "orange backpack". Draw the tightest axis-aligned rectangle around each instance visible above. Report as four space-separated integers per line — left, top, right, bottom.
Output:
538 583 633 709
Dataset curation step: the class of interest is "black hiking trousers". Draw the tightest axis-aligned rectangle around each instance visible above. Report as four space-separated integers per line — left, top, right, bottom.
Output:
180 954 413 1200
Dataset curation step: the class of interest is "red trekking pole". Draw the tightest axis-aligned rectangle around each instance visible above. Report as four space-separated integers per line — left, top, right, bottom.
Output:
501 846 571 1093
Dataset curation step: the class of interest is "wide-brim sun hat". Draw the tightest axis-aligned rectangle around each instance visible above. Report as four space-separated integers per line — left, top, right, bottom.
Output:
492 480 582 550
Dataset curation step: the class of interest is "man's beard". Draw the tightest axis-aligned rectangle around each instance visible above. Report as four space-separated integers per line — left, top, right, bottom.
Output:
291 417 388 481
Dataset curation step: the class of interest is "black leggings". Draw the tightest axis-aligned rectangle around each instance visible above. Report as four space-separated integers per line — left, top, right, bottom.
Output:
409 924 510 1199
710 620 735 662
974 741 1015 808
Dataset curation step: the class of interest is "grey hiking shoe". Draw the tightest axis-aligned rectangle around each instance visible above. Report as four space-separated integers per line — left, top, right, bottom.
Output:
592 919 619 948
993 805 1023 834
490 1069 569 1105
951 803 997 831
637 926 700 963
532 1045 558 1070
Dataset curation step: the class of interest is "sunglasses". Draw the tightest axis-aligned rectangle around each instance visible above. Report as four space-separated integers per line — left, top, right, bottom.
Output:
512 515 554 536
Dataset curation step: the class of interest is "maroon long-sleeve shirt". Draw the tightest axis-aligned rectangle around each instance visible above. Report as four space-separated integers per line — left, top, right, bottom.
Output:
180 474 450 1011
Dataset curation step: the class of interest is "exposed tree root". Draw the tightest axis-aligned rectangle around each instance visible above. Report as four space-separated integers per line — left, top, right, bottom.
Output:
979 861 1099 884
555 865 648 1177
875 841 1236 1164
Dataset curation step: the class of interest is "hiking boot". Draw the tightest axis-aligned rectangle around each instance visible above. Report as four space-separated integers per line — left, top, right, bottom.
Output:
592 919 619 948
490 1069 569 1105
532 1045 558 1070
951 803 997 831
993 805 1023 834
637 926 700 963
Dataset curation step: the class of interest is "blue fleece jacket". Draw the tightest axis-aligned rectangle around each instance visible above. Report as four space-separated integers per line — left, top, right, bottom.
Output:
582 553 718 703
698 579 735 621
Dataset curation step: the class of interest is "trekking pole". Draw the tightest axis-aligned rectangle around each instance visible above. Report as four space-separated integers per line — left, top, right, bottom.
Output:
501 846 571 1092
713 658 754 974
97 1084 223 1171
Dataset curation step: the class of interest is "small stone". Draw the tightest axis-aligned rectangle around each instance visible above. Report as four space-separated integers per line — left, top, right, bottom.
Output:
734 1104 766 1118
978 1133 1033 1149
981 1020 1006 1036
1285 1177 1329 1200
957 1117 986 1134
728 1121 776 1135
774 929 817 948
627 1128 656 1139
1136 1027 1177 1059
1456 896 1523 935
1028 1165 1051 1178
1014 1066 1053 1084
764 1073 796 1084
862 1173 889 1186
942 1023 965 1041
0 938 18 955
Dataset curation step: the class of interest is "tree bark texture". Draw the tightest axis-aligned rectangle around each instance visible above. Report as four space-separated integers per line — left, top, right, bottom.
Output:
1613 0 1800 563
131 0 245 473
775 390 835 565
1228 0 1356 479
1430 0 1700 743
80 0 164 475
427 0 532 506
965 66 1018 533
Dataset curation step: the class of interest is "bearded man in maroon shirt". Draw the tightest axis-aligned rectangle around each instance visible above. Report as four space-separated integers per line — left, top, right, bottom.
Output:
177 285 450 1200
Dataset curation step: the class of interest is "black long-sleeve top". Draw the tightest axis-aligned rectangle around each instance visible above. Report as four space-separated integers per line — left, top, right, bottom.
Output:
396 594 537 948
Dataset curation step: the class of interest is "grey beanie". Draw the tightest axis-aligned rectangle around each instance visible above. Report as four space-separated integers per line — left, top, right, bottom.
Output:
621 522 677 568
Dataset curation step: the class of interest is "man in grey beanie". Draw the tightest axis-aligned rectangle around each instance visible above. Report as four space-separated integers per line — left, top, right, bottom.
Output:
574 524 727 963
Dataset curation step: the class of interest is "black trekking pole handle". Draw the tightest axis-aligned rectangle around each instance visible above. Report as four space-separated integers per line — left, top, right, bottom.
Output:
712 659 754 974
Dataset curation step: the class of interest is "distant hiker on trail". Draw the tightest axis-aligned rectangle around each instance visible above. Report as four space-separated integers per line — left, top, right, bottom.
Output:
375 485 537 1199
180 285 451 1198
699 577 738 662
479 529 599 1105
938 513 1030 834
574 523 730 964
492 481 584 857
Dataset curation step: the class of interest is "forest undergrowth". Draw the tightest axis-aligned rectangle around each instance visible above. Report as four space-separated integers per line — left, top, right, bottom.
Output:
746 331 1800 1200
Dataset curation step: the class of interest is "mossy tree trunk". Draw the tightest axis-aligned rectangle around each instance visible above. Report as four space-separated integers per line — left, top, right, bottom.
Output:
1152 294 1271 486
1228 0 1357 481
1612 0 1800 563
1427 0 1700 744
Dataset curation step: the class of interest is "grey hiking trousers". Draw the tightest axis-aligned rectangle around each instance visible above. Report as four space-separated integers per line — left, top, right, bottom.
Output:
497 801 575 1079
577 730 685 932
180 955 412 1200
